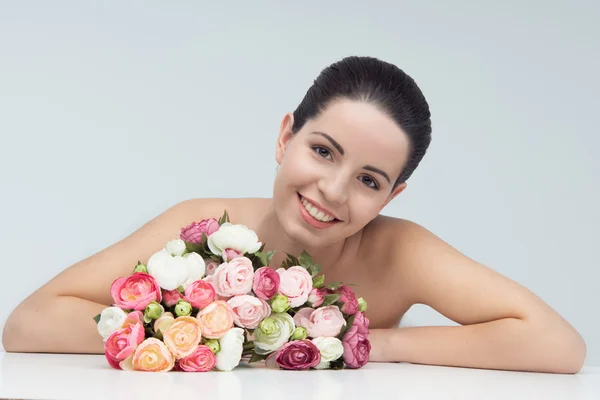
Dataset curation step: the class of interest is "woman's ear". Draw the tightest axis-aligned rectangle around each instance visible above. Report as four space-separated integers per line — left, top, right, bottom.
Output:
276 112 295 165
380 182 407 211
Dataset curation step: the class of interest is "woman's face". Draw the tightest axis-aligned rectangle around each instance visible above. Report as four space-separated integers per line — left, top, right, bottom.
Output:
273 98 410 247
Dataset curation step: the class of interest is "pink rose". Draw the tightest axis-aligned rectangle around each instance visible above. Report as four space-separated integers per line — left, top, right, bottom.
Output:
178 345 216 372
163 289 184 307
196 300 235 339
184 280 216 309
276 266 312 307
104 322 145 370
252 267 280 300
336 285 359 315
180 218 220 244
110 272 162 311
222 248 244 262
352 311 370 335
274 339 321 370
227 295 271 329
307 288 325 307
293 307 314 330
212 257 254 298
342 324 371 369
205 259 220 276
298 306 346 338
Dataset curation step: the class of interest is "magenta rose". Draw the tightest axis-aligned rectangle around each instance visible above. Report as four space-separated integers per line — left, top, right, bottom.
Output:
252 267 280 300
307 288 325 307
336 285 359 315
104 322 145 370
180 218 220 244
342 325 371 369
110 272 162 311
275 339 321 370
212 257 254 297
184 280 216 309
227 295 271 329
178 345 217 372
163 289 184 307
352 311 370 335
276 266 312 307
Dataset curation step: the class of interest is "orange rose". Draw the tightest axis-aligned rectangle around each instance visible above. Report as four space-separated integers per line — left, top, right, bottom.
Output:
196 300 235 339
163 316 203 358
132 338 175 372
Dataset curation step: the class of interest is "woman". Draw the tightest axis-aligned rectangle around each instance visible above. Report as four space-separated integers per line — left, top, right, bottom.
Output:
2 56 586 373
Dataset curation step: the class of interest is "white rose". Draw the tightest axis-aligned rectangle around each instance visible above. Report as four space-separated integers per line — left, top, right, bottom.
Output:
181 251 206 287
253 312 295 355
311 337 344 369
165 239 187 257
215 327 245 371
207 223 262 256
147 246 206 290
97 307 127 341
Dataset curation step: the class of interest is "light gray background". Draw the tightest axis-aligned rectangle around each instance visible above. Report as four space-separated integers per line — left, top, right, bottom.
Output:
0 1 598 365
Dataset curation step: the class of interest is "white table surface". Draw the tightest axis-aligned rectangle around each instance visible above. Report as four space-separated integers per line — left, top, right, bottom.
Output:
0 352 598 400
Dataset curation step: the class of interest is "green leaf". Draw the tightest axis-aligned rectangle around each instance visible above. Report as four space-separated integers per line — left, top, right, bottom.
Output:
255 251 268 267
329 358 345 370
248 351 269 363
280 253 300 269
93 314 101 324
298 251 316 269
185 241 205 255
264 250 275 266
312 275 325 288
323 281 343 290
322 294 340 306
218 210 230 225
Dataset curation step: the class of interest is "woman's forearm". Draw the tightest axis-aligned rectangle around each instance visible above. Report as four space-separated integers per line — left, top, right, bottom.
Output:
368 318 586 374
2 295 106 354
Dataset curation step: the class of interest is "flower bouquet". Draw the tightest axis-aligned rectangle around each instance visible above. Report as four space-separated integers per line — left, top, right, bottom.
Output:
94 210 370 372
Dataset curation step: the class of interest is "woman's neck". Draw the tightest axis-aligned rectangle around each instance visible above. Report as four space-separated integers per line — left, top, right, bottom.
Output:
253 199 355 271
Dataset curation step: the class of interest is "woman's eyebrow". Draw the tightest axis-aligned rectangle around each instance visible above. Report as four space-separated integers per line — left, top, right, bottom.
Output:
309 131 391 184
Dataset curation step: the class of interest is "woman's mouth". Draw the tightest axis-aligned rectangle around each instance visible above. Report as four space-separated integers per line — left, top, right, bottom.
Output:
297 193 341 229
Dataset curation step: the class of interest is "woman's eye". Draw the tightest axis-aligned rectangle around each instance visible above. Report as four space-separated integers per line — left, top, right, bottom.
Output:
312 146 332 160
360 175 379 190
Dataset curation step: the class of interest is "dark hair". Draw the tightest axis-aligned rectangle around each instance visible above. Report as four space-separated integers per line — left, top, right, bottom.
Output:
291 56 432 189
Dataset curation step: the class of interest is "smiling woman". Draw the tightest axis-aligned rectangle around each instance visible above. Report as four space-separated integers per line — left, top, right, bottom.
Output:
1 56 586 374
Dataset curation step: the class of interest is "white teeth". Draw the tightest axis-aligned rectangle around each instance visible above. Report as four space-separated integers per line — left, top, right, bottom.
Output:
300 196 335 222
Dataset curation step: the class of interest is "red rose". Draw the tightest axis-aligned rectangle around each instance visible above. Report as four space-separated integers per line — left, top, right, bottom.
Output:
336 285 359 315
275 340 321 370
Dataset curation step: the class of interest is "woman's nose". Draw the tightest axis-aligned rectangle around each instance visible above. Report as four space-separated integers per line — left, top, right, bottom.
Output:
317 174 349 205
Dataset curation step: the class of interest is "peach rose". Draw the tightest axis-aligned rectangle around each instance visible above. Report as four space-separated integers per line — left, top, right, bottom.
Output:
196 300 235 339
163 316 203 359
276 266 313 307
132 338 175 372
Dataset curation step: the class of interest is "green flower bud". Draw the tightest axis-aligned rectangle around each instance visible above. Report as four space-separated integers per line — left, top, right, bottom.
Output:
259 317 279 336
270 293 290 313
291 327 307 340
144 301 164 321
174 300 192 317
203 339 220 354
358 297 367 312
133 263 148 274
312 275 325 288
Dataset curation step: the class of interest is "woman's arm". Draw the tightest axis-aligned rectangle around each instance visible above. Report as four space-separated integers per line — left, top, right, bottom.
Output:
369 220 586 374
2 198 225 354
